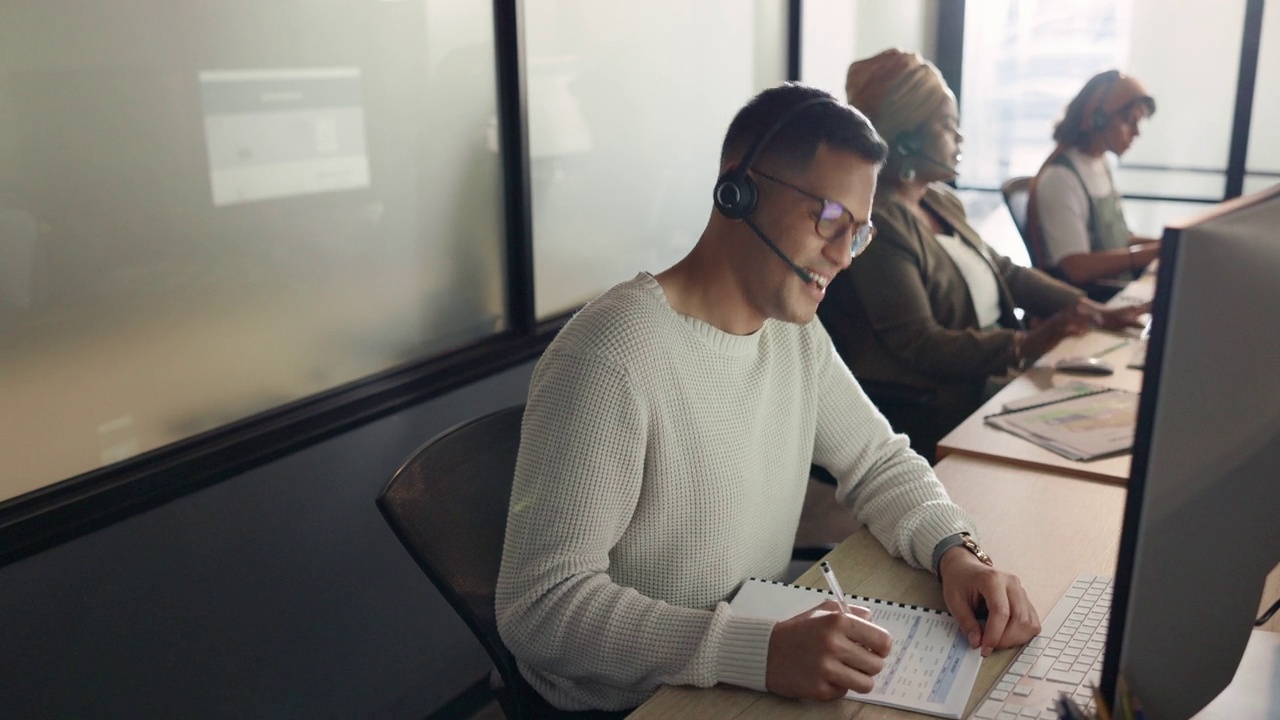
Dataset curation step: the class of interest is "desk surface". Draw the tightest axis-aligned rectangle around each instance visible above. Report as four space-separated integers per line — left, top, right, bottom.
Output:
628 455 1280 719
629 456 1126 719
935 330 1145 484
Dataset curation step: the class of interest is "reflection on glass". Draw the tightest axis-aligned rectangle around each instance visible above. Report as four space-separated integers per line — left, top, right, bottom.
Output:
526 0 786 319
0 1 507 502
199 67 372 207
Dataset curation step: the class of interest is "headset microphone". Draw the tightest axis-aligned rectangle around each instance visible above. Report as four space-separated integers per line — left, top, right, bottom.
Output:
911 151 959 174
894 130 958 174
713 96 837 284
743 217 814 283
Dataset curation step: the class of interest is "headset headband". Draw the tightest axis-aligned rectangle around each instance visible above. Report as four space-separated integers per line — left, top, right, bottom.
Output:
727 96 837 181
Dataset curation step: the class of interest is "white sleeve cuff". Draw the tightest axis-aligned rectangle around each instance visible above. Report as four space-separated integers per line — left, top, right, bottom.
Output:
715 613 776 692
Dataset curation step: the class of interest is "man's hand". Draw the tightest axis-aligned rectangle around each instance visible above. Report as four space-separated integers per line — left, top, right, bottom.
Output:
938 548 1041 657
766 600 893 700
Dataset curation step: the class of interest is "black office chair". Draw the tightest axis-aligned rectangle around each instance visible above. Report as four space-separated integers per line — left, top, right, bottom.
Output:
1001 175 1039 267
378 404 837 718
377 405 562 720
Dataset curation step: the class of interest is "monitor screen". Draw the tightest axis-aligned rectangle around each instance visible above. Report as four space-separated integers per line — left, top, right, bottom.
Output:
1102 183 1280 717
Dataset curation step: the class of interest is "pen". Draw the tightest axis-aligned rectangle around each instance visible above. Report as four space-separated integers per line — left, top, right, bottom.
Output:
1091 682 1112 720
1056 694 1087 720
819 561 852 616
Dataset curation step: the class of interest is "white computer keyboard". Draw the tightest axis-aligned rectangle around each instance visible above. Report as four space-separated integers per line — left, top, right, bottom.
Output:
971 575 1112 719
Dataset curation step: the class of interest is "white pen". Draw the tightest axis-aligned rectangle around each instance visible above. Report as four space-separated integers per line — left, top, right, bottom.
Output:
819 561 853 616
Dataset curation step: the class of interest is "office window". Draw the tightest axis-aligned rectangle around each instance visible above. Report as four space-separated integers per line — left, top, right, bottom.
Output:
959 0 1247 205
1245 0 1280 196
525 0 787 319
0 2 506 502
800 0 937 102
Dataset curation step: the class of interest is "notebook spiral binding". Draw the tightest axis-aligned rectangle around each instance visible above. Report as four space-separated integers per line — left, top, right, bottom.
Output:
746 577 950 616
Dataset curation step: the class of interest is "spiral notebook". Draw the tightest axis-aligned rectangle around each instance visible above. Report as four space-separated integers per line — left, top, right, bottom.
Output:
985 382 1139 461
729 577 982 719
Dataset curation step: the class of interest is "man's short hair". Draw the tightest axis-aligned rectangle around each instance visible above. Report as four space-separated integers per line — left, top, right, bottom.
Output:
720 83 888 174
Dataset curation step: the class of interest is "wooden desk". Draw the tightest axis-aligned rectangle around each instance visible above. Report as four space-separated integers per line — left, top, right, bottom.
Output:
935 330 1145 484
628 456 1126 719
628 456 1280 719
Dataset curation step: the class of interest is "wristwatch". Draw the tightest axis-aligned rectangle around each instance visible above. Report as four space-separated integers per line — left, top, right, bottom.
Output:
933 532 994 577
959 533 994 567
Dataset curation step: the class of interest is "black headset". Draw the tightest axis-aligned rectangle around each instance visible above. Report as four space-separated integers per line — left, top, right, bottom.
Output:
713 96 838 221
893 129 924 159
1083 70 1123 132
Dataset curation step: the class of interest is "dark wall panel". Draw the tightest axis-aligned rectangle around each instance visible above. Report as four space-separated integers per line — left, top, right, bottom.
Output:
0 359 536 718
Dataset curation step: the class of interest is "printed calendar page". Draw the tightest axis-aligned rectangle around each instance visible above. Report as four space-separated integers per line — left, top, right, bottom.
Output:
730 578 983 719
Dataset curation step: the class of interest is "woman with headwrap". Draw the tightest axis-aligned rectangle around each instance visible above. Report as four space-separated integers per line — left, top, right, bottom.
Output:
1028 71 1160 301
818 49 1144 462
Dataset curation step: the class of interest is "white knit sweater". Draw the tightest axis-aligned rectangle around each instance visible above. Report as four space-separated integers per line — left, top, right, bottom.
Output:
495 273 975 711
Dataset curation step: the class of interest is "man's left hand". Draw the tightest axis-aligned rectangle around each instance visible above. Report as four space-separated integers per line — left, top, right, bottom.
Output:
938 548 1041 657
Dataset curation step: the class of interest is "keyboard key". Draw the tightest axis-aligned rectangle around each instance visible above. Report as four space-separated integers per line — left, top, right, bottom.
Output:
998 711 1019 720
1019 707 1041 718
990 689 1010 701
1028 656 1055 679
1012 684 1034 697
1009 660 1032 676
997 679 1016 692
1047 668 1085 685
974 699 1003 719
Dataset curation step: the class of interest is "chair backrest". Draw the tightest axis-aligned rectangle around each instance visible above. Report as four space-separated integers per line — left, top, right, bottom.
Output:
376 405 532 715
1001 176 1033 244
1002 175 1051 271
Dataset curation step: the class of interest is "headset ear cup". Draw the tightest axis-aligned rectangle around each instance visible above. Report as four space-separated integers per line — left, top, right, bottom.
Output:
1092 108 1111 131
713 170 757 221
894 130 923 158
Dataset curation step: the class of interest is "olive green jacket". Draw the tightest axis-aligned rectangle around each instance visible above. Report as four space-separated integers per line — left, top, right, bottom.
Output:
819 183 1083 407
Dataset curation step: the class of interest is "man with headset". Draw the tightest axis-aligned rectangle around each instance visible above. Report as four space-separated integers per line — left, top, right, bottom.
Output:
496 83 1040 716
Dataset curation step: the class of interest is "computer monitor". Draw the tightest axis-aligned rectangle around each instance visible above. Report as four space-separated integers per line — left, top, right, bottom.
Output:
1101 183 1280 717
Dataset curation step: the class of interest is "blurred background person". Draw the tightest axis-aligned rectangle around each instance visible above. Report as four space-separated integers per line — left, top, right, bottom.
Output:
1028 70 1160 301
820 49 1141 462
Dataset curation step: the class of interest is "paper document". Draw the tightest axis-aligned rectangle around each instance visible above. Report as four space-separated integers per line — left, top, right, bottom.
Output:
1001 380 1111 413
729 577 982 719
985 388 1138 461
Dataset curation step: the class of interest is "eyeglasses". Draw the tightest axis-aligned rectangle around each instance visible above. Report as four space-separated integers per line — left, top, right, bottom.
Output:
753 169 876 257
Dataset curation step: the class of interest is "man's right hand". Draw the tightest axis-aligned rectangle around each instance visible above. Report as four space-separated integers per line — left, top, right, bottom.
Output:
764 600 894 701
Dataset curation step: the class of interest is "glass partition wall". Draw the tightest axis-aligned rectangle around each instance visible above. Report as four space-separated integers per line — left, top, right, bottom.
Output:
0 0 787 563
526 0 786 318
2 0 1274 563
0 1 508 504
